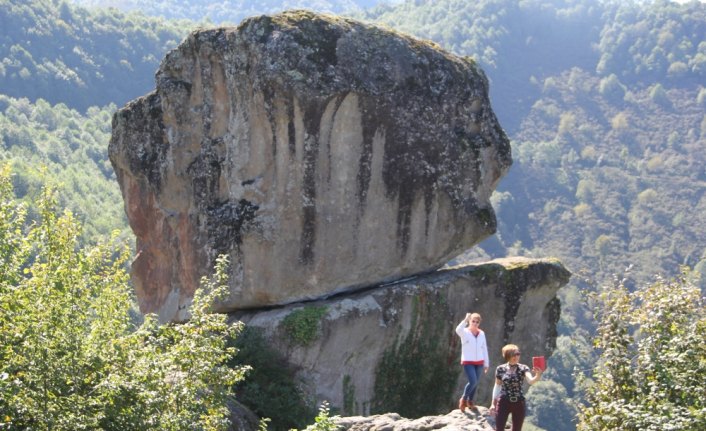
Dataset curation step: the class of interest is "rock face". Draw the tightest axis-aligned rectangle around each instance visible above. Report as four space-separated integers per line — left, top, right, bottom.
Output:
232 257 570 418
334 409 495 431
109 10 511 322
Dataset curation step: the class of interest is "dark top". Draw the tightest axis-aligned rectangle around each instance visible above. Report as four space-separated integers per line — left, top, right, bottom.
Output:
495 363 530 400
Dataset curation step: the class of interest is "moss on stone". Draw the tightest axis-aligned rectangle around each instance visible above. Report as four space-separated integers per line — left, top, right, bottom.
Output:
371 290 458 417
281 305 328 346
342 374 356 415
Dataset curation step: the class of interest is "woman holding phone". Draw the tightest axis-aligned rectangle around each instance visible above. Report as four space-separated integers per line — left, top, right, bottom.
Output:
489 344 543 431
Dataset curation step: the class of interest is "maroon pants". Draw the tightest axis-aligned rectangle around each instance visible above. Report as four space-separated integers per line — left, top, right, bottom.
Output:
495 397 526 431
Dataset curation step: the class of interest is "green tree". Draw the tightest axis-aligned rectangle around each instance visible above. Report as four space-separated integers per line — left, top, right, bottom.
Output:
0 165 248 430
0 95 127 243
526 380 578 431
577 272 706 431
598 74 626 102
649 83 671 108
231 327 316 431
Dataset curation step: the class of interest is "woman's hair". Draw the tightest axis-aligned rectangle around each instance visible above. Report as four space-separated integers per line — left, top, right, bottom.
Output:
470 313 482 323
502 344 520 361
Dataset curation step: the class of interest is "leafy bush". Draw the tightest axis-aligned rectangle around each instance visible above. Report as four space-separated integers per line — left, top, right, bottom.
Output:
649 83 671 107
0 165 249 430
598 74 626 102
297 402 340 431
577 271 706 431
231 327 316 431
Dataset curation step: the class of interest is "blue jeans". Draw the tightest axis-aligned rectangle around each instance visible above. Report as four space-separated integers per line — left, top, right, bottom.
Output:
462 364 483 401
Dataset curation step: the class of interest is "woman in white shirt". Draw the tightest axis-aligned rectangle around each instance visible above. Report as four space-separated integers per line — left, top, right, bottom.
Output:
455 312 489 411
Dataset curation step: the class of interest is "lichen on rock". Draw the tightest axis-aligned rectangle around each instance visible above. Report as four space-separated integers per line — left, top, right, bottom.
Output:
109 10 511 322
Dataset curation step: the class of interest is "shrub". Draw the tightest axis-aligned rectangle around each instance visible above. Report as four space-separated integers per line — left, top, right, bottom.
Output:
577 271 706 431
298 402 341 431
697 87 706 107
0 165 248 430
232 327 316 431
637 188 659 206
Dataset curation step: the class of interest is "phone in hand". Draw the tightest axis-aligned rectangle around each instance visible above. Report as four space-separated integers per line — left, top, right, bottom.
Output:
532 356 546 371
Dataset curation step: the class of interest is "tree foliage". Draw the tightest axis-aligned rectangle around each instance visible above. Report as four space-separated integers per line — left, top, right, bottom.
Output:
0 95 126 242
577 271 706 431
596 0 706 86
0 165 249 430
71 0 379 24
526 380 578 431
230 327 317 431
0 0 192 111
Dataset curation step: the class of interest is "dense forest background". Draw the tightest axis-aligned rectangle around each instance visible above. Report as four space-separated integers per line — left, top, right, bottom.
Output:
1 0 704 430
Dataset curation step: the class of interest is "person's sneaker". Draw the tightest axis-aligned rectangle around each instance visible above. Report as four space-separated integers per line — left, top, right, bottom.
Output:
458 398 466 412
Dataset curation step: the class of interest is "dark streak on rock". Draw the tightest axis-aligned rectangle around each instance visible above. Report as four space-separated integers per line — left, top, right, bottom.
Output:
207 199 259 254
287 98 296 156
260 84 278 160
111 92 169 193
357 96 377 217
495 263 569 344
323 94 346 184
545 297 561 352
188 138 224 208
300 98 325 265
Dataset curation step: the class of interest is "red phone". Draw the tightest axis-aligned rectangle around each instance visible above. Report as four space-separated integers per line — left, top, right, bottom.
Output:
532 356 546 371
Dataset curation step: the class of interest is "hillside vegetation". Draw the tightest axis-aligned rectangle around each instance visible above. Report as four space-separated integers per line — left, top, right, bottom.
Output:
1 0 705 430
0 0 190 111
70 0 382 24
0 95 125 241
362 0 706 283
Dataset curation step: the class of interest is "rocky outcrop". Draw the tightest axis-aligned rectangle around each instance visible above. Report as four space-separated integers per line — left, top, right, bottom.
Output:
335 408 495 431
109 10 511 322
232 257 570 418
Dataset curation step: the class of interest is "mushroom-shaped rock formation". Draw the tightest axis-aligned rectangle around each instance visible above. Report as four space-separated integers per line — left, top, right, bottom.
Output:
109 10 512 322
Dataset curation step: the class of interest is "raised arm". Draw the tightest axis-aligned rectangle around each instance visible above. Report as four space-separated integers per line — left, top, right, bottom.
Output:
524 367 543 385
455 313 470 336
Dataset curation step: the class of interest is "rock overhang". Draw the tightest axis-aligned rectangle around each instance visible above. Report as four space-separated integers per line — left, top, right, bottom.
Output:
109 10 512 322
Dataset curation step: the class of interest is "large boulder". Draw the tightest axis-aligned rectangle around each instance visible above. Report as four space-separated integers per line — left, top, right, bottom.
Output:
232 257 570 417
109 10 511 322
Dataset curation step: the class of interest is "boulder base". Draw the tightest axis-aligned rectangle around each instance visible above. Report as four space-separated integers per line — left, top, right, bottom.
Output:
233 257 570 417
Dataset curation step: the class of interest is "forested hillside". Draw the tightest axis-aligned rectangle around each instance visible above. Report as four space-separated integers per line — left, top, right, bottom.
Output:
0 0 190 111
0 95 124 241
0 0 196 240
360 0 706 286
70 0 384 24
1 0 705 430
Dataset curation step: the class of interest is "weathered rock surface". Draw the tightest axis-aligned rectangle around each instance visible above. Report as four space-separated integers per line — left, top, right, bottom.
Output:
109 10 511 321
334 408 495 431
227 399 260 431
232 257 570 417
